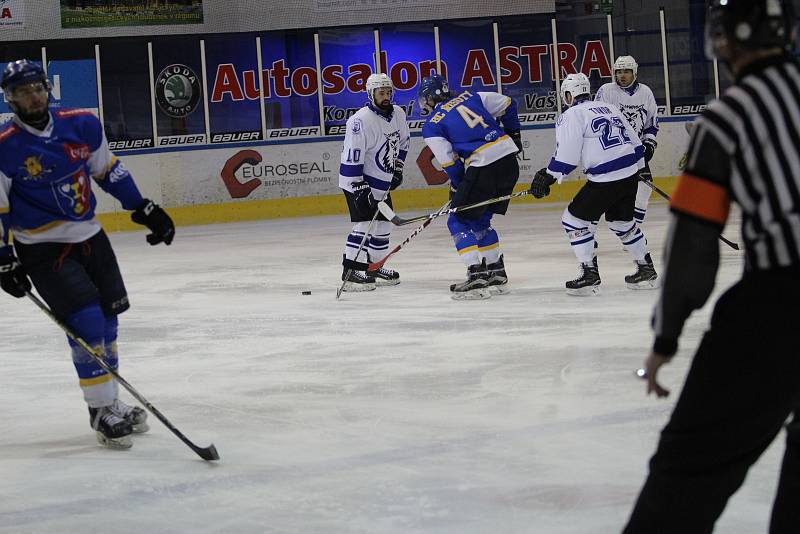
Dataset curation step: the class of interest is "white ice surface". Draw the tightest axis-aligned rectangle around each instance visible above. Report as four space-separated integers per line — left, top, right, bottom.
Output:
0 200 784 534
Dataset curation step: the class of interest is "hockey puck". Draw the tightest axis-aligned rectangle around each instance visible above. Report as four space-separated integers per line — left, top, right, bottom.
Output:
635 368 647 379
301 290 312 295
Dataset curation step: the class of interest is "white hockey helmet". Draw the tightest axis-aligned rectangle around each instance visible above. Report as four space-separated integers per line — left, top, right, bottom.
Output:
366 73 393 106
613 55 638 86
560 73 591 107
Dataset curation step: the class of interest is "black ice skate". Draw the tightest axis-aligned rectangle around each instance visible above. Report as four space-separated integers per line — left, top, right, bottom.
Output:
341 268 376 292
450 260 491 300
111 398 149 433
625 253 659 289
486 255 510 295
369 267 400 286
89 405 133 450
566 261 601 296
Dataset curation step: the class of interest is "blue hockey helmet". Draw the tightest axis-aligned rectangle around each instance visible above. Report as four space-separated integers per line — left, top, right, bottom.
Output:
418 74 450 111
1 59 49 93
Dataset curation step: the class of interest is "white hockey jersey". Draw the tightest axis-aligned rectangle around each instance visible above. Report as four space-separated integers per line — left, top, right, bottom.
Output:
338 104 411 198
594 82 659 142
546 99 644 183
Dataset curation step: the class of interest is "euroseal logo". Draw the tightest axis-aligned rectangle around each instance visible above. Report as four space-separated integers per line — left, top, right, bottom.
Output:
155 64 201 118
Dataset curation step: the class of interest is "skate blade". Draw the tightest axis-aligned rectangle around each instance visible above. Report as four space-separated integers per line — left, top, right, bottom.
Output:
342 281 376 292
626 279 659 290
132 421 150 434
451 287 492 300
488 284 510 295
96 432 133 450
374 278 400 287
566 284 601 296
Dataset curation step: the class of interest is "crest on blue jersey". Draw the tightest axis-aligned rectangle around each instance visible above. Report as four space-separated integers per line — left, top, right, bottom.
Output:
54 169 92 218
20 155 53 181
375 131 400 173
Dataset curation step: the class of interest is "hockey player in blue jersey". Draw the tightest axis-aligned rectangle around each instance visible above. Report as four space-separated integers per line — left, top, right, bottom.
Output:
418 74 522 300
0 60 175 449
530 73 658 295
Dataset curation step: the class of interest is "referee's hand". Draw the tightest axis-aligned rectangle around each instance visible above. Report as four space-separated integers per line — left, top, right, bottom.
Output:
644 352 672 398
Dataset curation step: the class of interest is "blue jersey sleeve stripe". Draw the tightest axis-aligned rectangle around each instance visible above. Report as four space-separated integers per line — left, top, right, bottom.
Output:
398 150 408 161
364 173 391 191
340 163 364 177
548 158 577 175
643 126 659 135
586 152 641 175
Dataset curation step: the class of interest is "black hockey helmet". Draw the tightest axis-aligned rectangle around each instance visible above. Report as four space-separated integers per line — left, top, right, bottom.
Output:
705 0 797 59
1 59 49 93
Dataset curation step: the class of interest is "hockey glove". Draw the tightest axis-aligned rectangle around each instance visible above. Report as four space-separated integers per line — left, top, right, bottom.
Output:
530 168 556 199
639 165 654 182
351 181 378 217
390 169 403 191
643 139 657 163
507 130 523 153
0 247 31 298
131 199 175 246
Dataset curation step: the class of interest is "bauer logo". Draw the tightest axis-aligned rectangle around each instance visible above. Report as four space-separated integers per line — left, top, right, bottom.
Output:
155 64 201 118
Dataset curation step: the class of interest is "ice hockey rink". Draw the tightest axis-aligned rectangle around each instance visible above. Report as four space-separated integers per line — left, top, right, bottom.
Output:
0 198 784 533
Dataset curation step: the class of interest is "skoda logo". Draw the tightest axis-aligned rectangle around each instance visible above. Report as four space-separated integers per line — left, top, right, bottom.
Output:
155 64 201 118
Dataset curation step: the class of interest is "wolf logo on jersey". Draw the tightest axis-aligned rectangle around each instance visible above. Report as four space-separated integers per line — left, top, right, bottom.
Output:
375 131 401 174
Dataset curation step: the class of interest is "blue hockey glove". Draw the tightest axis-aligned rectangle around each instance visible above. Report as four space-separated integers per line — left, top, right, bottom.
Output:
131 199 175 246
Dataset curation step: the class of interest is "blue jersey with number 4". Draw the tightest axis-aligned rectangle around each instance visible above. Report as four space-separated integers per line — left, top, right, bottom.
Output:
546 99 644 184
421 90 520 187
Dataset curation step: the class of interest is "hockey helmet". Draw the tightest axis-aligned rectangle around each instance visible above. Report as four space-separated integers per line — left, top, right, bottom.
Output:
1 59 49 93
366 73 393 107
560 73 591 107
613 56 638 87
705 0 797 60
418 74 450 111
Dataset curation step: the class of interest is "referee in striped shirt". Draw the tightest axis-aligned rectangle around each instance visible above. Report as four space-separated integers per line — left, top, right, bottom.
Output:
624 1 800 532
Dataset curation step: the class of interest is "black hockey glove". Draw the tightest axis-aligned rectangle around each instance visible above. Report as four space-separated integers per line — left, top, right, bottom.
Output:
0 247 31 298
639 165 654 182
643 139 657 163
530 168 556 199
131 199 175 246
390 169 403 191
507 130 523 153
351 181 378 217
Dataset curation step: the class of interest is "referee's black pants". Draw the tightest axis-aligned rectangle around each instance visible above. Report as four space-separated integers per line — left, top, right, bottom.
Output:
624 270 800 534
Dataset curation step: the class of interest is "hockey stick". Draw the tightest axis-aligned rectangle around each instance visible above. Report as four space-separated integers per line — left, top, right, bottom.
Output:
639 179 740 251
26 291 220 462
378 189 531 226
367 200 451 271
336 201 383 299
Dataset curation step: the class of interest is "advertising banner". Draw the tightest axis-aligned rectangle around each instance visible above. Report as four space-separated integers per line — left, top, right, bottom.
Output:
438 20 498 97
318 27 376 135
152 38 207 148
60 0 203 29
0 0 25 28
260 30 321 140
205 34 263 144
377 23 437 130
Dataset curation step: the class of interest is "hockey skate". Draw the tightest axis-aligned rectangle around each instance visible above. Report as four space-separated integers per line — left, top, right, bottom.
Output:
369 267 400 286
566 261 601 296
341 268 376 292
486 255 510 295
450 260 491 300
89 405 133 450
625 253 659 290
111 398 149 433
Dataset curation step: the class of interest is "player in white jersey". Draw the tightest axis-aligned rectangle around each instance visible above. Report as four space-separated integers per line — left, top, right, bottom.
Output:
595 56 660 225
338 73 411 291
529 73 658 295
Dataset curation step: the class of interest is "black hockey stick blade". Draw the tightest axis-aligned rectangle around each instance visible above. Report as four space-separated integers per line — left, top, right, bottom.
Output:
26 291 221 462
